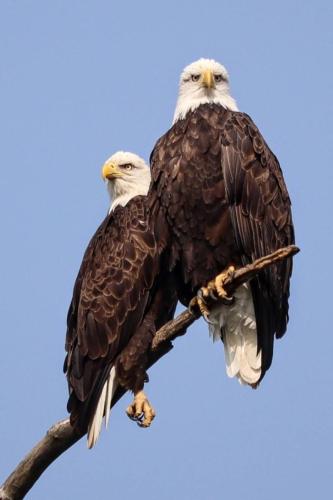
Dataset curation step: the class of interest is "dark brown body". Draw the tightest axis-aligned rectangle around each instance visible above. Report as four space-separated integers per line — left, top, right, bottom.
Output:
149 103 294 380
64 197 177 431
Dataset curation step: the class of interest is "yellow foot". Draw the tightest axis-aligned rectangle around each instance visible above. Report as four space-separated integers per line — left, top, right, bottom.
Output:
189 290 211 322
214 266 235 302
126 390 156 428
197 286 214 323
190 266 236 324
189 289 213 322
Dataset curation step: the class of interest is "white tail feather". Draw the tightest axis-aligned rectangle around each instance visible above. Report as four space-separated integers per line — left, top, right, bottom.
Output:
104 366 117 428
87 366 118 448
208 282 261 385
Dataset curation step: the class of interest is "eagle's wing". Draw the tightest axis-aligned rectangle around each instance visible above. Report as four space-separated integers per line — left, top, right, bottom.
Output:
221 112 294 378
64 197 161 430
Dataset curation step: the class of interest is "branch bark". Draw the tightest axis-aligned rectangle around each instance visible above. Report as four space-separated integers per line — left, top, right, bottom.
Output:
0 245 299 500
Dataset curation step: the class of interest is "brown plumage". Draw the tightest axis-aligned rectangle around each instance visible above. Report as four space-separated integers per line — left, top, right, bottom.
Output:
149 102 294 382
64 196 177 434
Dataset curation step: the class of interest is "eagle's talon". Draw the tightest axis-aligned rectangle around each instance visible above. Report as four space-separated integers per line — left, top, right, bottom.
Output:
214 266 235 303
191 265 236 322
197 295 214 324
221 295 234 305
199 286 210 299
189 297 200 316
204 313 214 324
209 289 218 301
126 390 155 428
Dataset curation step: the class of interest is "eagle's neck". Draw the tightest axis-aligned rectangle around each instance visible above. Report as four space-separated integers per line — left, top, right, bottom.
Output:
109 194 138 213
107 173 150 213
173 92 238 124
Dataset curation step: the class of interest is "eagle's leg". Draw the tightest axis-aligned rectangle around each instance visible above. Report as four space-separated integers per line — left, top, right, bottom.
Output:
126 390 156 428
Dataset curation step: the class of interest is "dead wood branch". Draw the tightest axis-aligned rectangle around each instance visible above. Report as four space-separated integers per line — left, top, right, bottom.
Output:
0 244 299 500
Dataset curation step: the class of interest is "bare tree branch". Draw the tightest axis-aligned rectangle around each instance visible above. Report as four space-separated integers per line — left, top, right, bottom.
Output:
0 245 299 500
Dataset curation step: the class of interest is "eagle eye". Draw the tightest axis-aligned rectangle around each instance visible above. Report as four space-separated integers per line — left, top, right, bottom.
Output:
191 74 200 82
214 74 224 82
120 163 133 171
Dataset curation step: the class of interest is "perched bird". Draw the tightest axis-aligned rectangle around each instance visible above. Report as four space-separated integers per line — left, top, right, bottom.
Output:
64 151 177 447
149 58 295 387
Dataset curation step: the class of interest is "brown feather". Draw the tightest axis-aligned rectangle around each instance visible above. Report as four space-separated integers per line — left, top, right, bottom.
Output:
149 103 294 381
64 196 177 431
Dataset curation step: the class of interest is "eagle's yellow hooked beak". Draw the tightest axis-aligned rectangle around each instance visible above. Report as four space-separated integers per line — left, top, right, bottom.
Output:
101 162 122 180
202 69 215 89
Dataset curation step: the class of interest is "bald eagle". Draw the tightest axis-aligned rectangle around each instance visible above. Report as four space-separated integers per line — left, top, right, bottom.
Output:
64 152 177 447
149 59 294 386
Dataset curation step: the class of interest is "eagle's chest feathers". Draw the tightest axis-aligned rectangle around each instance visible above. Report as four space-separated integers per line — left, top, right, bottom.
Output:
171 147 226 208
158 116 238 282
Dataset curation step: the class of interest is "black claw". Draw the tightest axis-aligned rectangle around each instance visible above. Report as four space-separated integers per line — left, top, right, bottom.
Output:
128 411 144 423
209 289 218 301
203 312 214 325
188 297 199 316
137 421 147 428
221 295 235 306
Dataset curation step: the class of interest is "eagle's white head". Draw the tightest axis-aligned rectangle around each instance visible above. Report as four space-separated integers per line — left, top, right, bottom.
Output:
173 58 238 123
101 151 151 213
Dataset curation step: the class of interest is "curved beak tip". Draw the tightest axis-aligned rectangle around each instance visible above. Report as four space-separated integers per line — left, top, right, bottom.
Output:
101 163 120 181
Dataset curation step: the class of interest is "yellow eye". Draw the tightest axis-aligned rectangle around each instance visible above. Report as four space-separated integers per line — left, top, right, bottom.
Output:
120 163 133 170
191 74 200 82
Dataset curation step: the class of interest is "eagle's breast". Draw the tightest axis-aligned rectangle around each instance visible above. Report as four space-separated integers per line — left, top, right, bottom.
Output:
151 104 240 300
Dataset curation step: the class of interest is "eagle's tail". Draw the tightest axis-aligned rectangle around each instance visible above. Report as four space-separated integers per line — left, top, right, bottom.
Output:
208 283 261 386
87 365 118 448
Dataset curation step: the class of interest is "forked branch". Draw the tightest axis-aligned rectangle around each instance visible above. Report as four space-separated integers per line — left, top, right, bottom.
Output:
0 245 299 500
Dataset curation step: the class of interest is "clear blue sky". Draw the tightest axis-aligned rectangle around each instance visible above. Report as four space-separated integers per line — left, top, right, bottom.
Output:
1 1 332 498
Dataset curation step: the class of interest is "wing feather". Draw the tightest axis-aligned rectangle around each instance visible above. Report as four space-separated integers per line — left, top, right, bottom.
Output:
221 112 294 377
64 196 162 431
